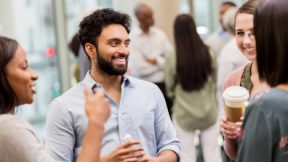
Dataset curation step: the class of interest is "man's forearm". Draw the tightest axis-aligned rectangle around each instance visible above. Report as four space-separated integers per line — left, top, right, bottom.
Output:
156 150 178 162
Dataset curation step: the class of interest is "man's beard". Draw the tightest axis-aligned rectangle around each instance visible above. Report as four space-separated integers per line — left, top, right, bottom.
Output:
96 48 128 76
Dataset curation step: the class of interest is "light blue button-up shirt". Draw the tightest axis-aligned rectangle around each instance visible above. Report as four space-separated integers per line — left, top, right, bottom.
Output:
46 72 180 162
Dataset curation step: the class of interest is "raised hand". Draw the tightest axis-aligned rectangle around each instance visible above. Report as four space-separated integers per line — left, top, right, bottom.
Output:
77 87 111 162
84 87 110 125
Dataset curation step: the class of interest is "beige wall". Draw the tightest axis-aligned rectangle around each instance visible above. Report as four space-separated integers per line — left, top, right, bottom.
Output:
0 0 16 38
114 0 182 47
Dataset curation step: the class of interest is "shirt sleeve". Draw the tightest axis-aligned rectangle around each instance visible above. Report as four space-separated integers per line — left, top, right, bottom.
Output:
153 84 181 160
0 116 54 162
164 53 176 98
46 100 75 162
237 103 273 162
156 33 172 67
217 46 234 90
129 43 155 77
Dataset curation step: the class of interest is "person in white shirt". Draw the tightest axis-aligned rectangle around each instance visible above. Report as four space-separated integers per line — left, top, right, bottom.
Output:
205 1 237 57
129 3 173 117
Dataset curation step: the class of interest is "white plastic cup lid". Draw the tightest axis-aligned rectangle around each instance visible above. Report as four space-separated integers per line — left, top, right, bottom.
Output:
223 86 249 107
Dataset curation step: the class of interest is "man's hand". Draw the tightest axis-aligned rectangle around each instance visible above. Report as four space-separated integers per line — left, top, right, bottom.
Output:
137 150 178 162
101 140 145 162
144 55 157 65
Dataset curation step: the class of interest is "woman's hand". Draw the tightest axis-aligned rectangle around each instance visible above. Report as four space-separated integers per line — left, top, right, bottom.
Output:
84 87 110 125
220 116 242 140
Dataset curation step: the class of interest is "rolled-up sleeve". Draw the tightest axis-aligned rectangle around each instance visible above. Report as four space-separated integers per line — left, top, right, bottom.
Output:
46 100 75 162
153 85 181 159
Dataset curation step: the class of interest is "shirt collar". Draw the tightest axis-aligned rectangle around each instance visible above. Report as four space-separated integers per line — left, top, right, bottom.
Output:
81 71 136 89
133 26 154 36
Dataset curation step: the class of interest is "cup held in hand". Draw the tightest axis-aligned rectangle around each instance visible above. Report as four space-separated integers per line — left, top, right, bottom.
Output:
122 134 144 158
223 86 249 122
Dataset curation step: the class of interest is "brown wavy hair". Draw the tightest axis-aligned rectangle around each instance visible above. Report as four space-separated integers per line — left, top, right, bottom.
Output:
0 36 19 114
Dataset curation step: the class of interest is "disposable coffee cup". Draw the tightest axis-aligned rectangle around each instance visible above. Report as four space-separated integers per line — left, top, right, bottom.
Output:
122 134 144 158
223 86 249 122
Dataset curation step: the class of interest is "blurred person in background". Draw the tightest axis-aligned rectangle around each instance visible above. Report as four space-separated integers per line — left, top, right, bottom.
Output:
78 39 92 80
205 1 237 57
0 35 110 162
67 32 92 82
68 8 100 82
237 0 288 161
68 33 92 81
46 8 180 162
165 14 222 162
129 3 173 117
220 0 270 160
68 33 81 82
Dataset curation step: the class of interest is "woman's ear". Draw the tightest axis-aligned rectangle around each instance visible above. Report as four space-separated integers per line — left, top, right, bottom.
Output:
84 43 96 60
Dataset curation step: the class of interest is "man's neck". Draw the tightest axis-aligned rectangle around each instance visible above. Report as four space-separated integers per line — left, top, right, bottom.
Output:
90 69 123 104
140 25 150 34
90 69 123 90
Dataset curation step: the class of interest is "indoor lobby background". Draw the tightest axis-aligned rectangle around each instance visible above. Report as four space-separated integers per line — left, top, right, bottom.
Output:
0 0 244 139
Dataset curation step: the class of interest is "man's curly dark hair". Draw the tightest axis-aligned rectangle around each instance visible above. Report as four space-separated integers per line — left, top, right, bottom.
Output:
78 8 131 47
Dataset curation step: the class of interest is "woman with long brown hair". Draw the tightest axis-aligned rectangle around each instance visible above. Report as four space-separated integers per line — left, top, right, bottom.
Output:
165 14 222 162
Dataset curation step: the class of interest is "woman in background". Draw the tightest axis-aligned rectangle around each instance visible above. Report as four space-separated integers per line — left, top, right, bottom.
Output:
165 14 222 162
0 36 138 162
222 0 268 96
238 0 288 161
220 0 269 160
